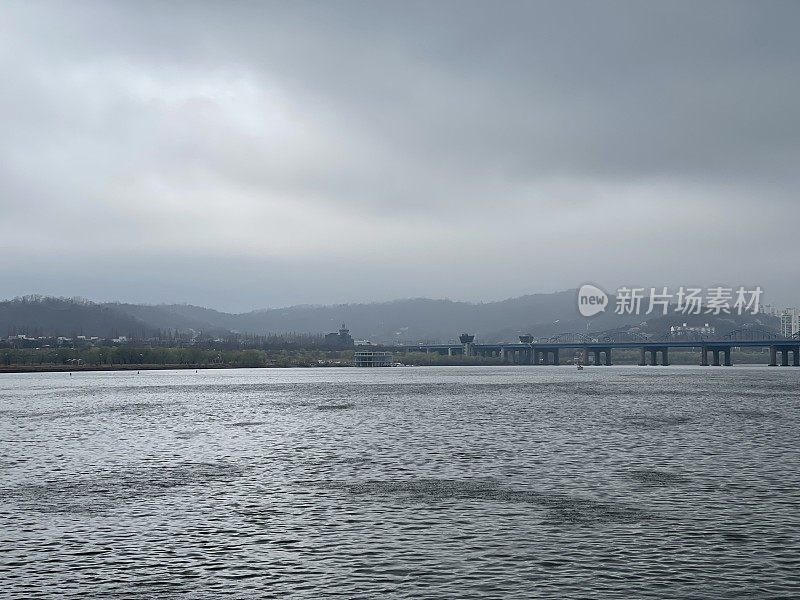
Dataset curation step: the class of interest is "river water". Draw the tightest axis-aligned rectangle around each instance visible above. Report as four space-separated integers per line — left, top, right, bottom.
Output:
1 366 798 598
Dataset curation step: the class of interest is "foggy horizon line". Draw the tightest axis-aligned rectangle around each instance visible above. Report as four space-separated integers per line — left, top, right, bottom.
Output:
3 284 791 316
3 288 581 314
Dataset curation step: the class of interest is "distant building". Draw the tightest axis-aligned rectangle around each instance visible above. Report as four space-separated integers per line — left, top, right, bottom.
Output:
760 304 780 317
323 323 354 348
354 351 392 367
670 323 715 337
780 309 800 337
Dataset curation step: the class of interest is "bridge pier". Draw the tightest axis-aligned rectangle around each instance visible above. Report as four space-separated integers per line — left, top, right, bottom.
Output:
769 346 800 366
700 347 709 366
639 347 646 366
534 348 560 365
645 347 669 365
770 346 800 367
589 348 611 366
582 348 589 365
705 348 732 366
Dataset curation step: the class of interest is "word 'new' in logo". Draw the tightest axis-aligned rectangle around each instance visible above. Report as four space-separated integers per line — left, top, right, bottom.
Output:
578 284 608 317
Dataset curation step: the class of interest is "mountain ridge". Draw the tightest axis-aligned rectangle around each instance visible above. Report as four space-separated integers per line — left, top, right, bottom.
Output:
0 291 779 343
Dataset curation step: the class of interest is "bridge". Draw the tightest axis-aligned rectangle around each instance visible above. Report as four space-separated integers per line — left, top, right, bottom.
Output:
400 329 800 367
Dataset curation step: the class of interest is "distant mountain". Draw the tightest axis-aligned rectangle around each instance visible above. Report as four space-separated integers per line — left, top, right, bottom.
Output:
106 303 233 335
0 296 155 338
0 292 780 343
110 291 636 342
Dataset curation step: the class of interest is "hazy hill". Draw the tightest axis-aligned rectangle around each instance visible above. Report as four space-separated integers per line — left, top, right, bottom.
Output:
107 303 232 335
0 296 155 338
110 291 635 342
0 292 780 343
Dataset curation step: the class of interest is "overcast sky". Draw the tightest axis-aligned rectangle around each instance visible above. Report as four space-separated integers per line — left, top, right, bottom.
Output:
1 1 798 311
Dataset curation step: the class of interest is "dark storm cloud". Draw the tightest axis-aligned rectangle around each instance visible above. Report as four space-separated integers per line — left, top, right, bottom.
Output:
0 1 798 309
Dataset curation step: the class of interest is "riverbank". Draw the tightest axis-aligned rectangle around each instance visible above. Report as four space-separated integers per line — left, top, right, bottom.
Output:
0 347 355 372
0 363 350 374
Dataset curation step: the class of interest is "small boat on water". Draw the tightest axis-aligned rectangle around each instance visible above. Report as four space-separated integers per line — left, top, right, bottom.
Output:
576 364 584 370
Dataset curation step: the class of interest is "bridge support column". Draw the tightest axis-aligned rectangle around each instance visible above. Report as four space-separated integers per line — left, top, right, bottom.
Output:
793 347 800 367
540 350 549 365
639 347 646 366
781 348 789 367
649 350 658 366
593 349 600 365
723 348 732 367
582 348 589 365
769 346 777 367
604 349 612 366
700 346 709 366
552 349 560 366
662 348 669 366
712 350 720 367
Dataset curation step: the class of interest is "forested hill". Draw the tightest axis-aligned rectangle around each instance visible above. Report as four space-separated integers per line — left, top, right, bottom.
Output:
0 296 155 339
0 292 780 343
109 290 640 342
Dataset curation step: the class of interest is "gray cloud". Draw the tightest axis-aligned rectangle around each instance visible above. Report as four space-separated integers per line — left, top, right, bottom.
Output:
1 1 798 310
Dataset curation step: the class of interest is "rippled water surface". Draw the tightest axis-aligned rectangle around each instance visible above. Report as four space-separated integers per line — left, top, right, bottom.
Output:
1 366 799 598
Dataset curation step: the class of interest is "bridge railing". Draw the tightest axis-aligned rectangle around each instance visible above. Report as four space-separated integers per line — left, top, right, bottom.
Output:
528 326 790 345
